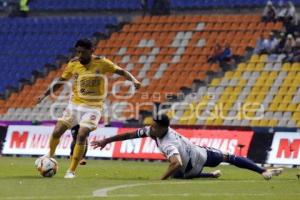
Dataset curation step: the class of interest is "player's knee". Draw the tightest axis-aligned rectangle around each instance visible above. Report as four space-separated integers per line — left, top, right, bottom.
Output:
52 123 68 138
52 128 64 139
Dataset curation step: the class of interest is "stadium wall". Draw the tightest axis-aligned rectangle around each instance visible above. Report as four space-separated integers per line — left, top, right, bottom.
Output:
1 125 300 165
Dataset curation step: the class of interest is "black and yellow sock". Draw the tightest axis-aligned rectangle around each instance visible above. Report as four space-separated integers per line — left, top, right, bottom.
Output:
69 144 85 172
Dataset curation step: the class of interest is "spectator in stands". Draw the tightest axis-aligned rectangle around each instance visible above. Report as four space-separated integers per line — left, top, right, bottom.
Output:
19 0 29 17
275 32 287 53
269 32 280 53
254 33 275 54
254 32 279 54
208 43 223 63
262 1 277 22
221 43 232 62
151 0 170 15
208 43 232 71
219 43 233 71
289 36 300 62
287 1 297 23
140 0 148 16
283 34 296 54
282 34 296 62
0 1 8 8
254 34 266 54
141 0 147 15
277 2 288 22
285 1 298 34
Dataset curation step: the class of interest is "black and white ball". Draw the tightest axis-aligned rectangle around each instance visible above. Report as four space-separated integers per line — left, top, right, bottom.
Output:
35 157 58 177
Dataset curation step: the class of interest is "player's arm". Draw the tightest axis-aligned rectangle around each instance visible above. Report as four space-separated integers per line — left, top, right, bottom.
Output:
91 131 139 150
91 127 150 150
99 56 141 89
161 154 183 180
114 67 141 89
37 58 76 103
37 77 67 103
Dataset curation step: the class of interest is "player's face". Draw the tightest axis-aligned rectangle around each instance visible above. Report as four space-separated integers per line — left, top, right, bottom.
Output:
150 122 168 138
76 46 92 65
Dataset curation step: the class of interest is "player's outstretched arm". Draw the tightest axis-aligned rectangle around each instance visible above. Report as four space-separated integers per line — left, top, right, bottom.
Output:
161 155 183 180
114 68 141 89
37 77 67 103
91 131 139 150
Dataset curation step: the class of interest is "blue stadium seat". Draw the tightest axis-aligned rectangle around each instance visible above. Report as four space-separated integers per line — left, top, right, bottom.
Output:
169 0 299 9
0 16 117 94
30 0 299 10
29 0 141 11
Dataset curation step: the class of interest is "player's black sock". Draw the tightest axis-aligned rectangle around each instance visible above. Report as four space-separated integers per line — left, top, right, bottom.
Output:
227 155 265 174
70 140 75 157
83 140 88 158
195 173 216 178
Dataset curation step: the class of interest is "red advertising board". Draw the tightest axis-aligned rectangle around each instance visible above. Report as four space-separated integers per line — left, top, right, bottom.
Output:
2 125 118 157
3 126 254 160
112 128 254 160
112 128 165 159
267 132 300 165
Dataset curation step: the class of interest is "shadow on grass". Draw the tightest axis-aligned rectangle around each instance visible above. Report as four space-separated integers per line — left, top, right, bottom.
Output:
1 175 47 179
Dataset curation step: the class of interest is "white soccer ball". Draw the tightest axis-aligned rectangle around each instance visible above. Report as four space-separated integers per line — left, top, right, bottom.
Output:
35 157 58 177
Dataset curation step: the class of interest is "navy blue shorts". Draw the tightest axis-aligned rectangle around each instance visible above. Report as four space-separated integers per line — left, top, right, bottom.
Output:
204 147 224 167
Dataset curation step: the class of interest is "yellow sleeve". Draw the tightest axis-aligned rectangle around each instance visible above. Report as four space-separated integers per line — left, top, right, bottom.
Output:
61 62 73 80
100 58 118 73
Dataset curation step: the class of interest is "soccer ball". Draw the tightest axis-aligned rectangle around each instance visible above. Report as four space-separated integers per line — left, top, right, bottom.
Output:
35 157 58 177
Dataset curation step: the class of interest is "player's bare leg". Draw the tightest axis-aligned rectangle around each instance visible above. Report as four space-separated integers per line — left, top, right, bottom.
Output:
36 121 68 166
65 126 90 178
49 121 69 157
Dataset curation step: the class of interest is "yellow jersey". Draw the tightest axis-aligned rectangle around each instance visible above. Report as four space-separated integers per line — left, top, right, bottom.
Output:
61 56 118 109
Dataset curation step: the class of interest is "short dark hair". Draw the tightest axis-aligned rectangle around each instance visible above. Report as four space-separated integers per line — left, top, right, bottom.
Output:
75 38 93 50
153 114 170 127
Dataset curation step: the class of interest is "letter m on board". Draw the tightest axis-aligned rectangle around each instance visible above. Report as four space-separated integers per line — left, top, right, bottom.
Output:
276 139 300 159
9 131 29 148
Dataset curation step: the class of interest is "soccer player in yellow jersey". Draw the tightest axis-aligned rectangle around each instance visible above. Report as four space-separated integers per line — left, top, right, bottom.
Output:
37 39 141 178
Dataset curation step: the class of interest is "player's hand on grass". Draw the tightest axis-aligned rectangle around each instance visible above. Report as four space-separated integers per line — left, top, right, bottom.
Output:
91 140 107 150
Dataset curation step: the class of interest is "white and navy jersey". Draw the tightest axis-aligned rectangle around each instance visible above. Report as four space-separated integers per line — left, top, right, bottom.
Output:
136 126 208 177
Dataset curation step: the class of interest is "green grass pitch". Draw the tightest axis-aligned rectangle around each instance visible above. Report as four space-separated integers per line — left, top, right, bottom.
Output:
0 156 299 200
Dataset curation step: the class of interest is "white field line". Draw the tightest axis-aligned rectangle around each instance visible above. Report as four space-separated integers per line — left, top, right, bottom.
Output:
92 180 299 197
2 180 299 199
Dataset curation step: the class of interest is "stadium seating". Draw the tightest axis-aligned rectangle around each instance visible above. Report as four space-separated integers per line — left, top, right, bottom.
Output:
171 54 300 127
29 0 300 11
170 0 300 9
92 15 281 118
1 14 298 129
29 0 141 11
0 16 117 94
